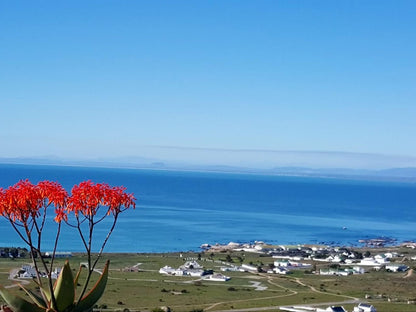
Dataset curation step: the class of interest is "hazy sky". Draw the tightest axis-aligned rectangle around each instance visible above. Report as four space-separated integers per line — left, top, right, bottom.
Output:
1 1 415 168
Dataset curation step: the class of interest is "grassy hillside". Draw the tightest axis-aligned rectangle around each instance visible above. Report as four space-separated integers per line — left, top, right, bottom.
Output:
0 249 415 312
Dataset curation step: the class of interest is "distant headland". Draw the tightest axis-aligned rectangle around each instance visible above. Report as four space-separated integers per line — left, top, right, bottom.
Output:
1 156 416 183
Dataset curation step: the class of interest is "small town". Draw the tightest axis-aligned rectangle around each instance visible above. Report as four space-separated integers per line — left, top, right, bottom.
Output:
155 241 415 311
3 239 414 312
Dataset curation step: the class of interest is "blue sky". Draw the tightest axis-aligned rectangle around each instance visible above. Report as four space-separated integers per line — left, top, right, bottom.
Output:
1 1 415 169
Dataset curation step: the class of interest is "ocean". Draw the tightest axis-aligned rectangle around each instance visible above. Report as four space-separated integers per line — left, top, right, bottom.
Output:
0 164 415 253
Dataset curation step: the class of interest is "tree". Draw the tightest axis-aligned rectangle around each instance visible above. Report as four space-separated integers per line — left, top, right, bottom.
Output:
9 248 18 258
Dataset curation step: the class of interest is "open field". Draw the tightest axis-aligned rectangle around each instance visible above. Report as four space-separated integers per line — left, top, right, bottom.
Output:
1 247 416 312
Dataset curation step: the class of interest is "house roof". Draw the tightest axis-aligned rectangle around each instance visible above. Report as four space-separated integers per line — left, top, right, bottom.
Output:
358 303 373 307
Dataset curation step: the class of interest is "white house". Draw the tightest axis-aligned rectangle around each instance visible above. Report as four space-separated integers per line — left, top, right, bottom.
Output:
172 269 186 276
385 263 409 272
328 255 343 263
353 303 377 312
187 269 205 277
359 257 382 267
374 254 390 264
319 268 351 276
159 266 186 276
159 266 175 275
384 252 398 258
181 260 203 269
220 266 240 272
274 259 290 267
273 267 289 275
20 265 38 278
205 273 230 281
273 259 311 268
352 266 366 274
241 264 258 272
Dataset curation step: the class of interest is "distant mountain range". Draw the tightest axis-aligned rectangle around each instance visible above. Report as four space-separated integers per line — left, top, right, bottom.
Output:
1 156 416 182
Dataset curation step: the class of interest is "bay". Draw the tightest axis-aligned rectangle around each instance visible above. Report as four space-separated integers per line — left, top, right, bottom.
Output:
0 164 415 252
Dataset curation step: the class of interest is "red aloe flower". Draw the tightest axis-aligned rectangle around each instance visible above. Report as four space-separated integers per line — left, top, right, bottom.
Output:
38 181 68 208
1 180 41 222
67 181 135 217
0 180 69 224
104 185 136 214
38 181 69 223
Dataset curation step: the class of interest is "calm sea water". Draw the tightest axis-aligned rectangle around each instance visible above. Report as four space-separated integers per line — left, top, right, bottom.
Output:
0 164 415 252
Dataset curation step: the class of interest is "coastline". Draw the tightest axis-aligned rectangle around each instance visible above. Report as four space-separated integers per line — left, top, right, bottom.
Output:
1 162 416 184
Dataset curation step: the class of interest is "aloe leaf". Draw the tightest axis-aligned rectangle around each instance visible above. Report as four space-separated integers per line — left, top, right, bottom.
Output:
53 261 75 311
18 284 47 309
33 280 51 305
74 265 83 288
73 260 109 312
0 285 45 312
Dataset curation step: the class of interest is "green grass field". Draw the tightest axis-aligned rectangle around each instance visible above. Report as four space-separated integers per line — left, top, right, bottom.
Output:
0 249 415 312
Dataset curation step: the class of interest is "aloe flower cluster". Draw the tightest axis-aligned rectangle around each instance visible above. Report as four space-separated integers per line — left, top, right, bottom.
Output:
0 180 136 312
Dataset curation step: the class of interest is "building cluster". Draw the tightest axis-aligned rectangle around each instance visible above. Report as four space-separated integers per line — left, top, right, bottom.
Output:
159 260 230 281
317 252 408 275
162 246 379 279
201 242 410 277
14 265 61 279
267 245 408 276
269 245 368 262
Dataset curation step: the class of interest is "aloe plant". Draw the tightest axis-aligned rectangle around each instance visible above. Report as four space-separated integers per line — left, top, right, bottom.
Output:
0 180 135 312
0 260 109 312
